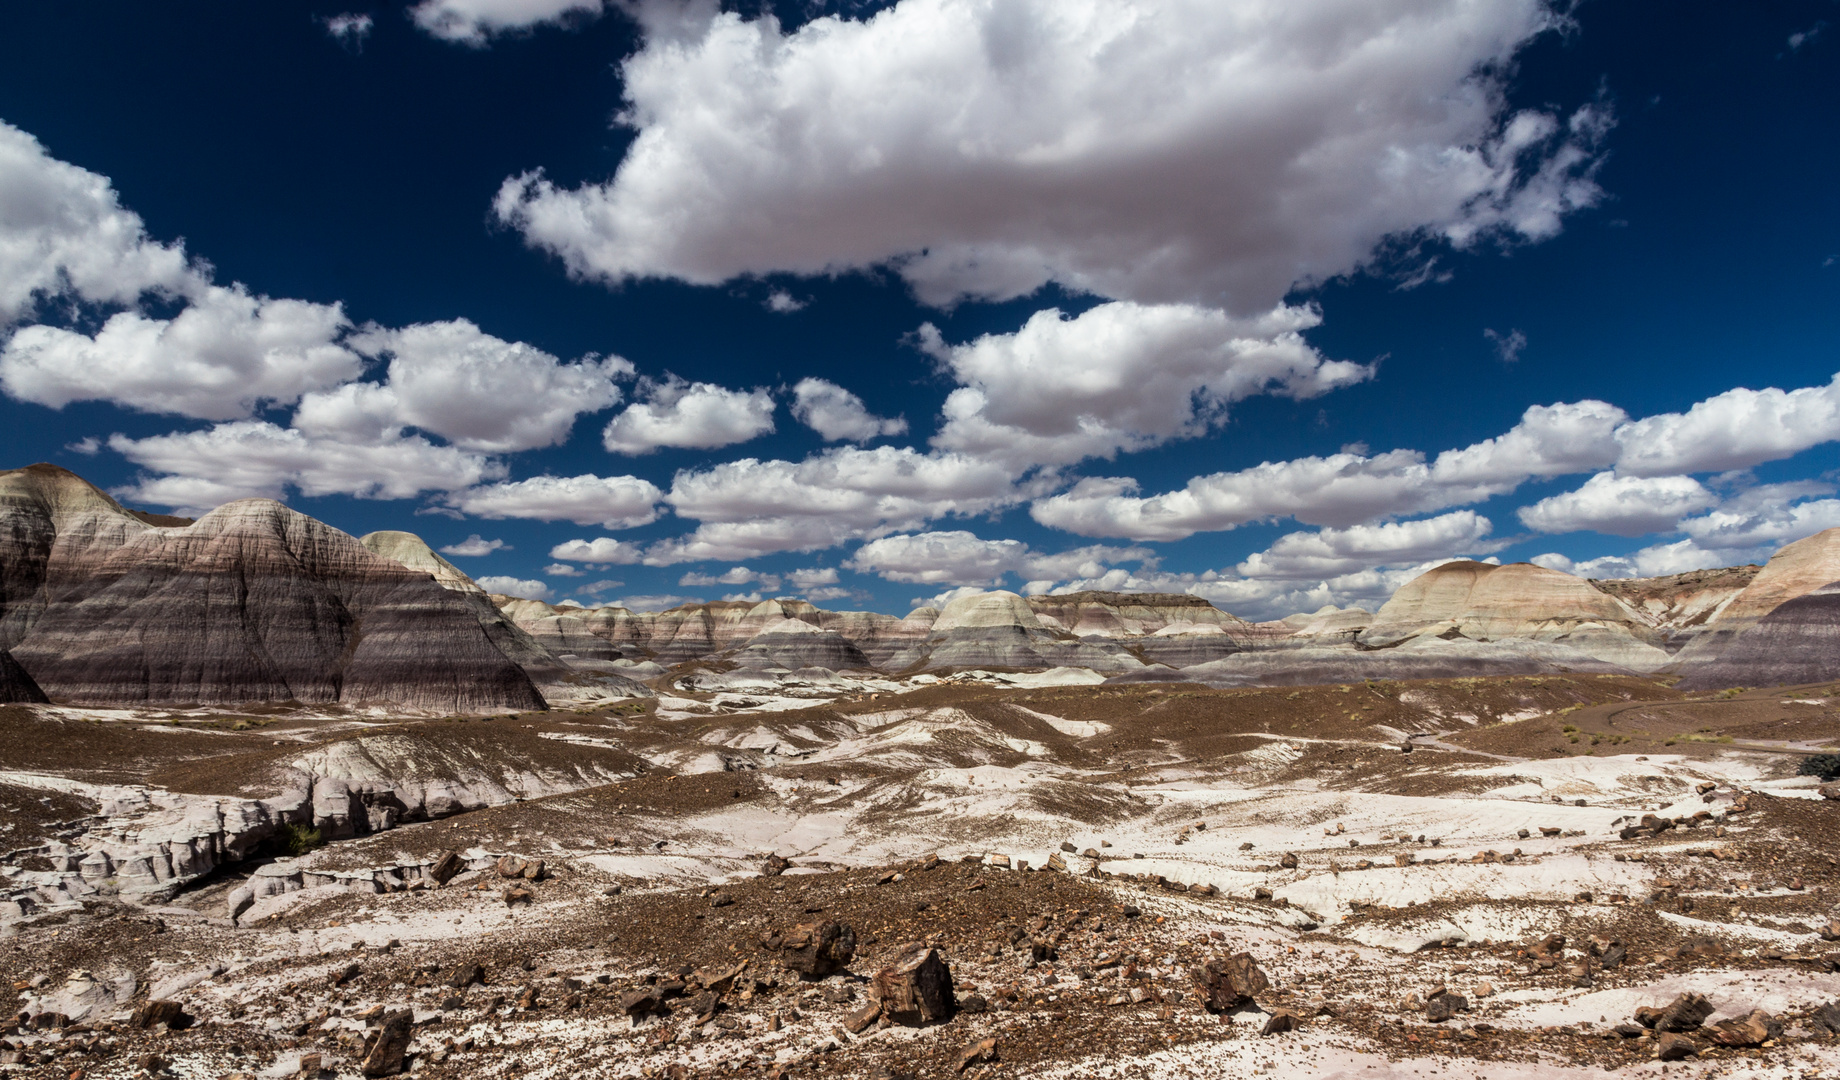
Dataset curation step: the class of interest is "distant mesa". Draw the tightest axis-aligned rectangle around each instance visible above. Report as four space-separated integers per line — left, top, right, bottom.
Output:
2 463 1837 709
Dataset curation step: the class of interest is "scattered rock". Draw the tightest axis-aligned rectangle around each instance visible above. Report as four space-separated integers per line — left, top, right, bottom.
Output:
956 1037 997 1073
873 948 956 1027
359 1010 413 1077
779 920 857 978
1654 1033 1698 1061
843 1002 881 1034
1425 991 1468 1023
1636 993 1715 1033
1191 953 1268 1012
428 851 463 885
1811 1000 1840 1035
1278 852 1299 870
1260 1009 1300 1035
132 1000 186 1030
1706 1009 1782 1048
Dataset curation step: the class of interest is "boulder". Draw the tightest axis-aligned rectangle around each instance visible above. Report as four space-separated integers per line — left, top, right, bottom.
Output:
1191 953 1268 1012
359 1010 413 1077
1635 993 1714 1033
779 920 857 978
1706 1010 1781 1048
1655 1033 1698 1061
872 948 956 1026
1425 991 1468 1023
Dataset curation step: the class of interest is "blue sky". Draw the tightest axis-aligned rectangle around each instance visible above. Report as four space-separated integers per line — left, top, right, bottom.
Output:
1 0 1836 617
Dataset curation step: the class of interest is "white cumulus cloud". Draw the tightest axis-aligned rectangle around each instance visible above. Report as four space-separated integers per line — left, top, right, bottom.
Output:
439 534 509 556
549 536 647 564
1236 511 1498 580
679 566 781 591
924 301 1371 468
1612 374 1840 477
410 0 605 44
323 13 374 46
448 473 662 528
322 320 628 452
1517 472 1719 537
1030 399 1630 541
790 377 906 443
602 376 775 454
475 575 554 601
1 285 361 420
846 529 1152 586
495 0 1603 311
0 120 200 323
108 422 498 515
647 445 1026 563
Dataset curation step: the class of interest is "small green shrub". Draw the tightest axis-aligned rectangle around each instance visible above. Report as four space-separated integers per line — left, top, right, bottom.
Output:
276 823 325 856
1798 754 1840 781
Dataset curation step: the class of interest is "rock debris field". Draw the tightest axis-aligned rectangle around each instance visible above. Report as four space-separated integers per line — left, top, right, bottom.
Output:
5 674 1840 1080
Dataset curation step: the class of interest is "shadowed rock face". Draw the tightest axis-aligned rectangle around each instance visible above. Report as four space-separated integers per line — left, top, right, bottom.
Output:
0 465 545 712
1675 579 1840 689
0 647 47 703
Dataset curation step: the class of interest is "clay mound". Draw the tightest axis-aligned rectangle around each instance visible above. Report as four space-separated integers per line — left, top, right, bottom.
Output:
1133 624 1242 668
932 591 1043 632
1675 578 1840 689
522 614 630 663
6 489 545 712
359 531 484 594
1358 561 1497 647
1025 591 1245 637
1454 563 1643 640
0 463 159 650
1674 528 1840 666
363 533 595 699
733 619 871 671
1356 560 1658 669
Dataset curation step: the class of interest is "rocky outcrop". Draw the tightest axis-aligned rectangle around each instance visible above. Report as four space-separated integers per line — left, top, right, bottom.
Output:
1672 528 1840 666
1675 579 1840 689
1589 565 1757 637
0 727 647 909
1278 606 1374 639
0 465 545 712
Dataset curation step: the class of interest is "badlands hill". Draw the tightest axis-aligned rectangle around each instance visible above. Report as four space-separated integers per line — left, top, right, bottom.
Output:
0 465 548 712
6 463 1840 708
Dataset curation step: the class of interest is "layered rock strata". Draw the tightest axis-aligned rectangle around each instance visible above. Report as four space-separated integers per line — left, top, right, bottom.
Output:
1675 580 1840 689
1671 528 1840 667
